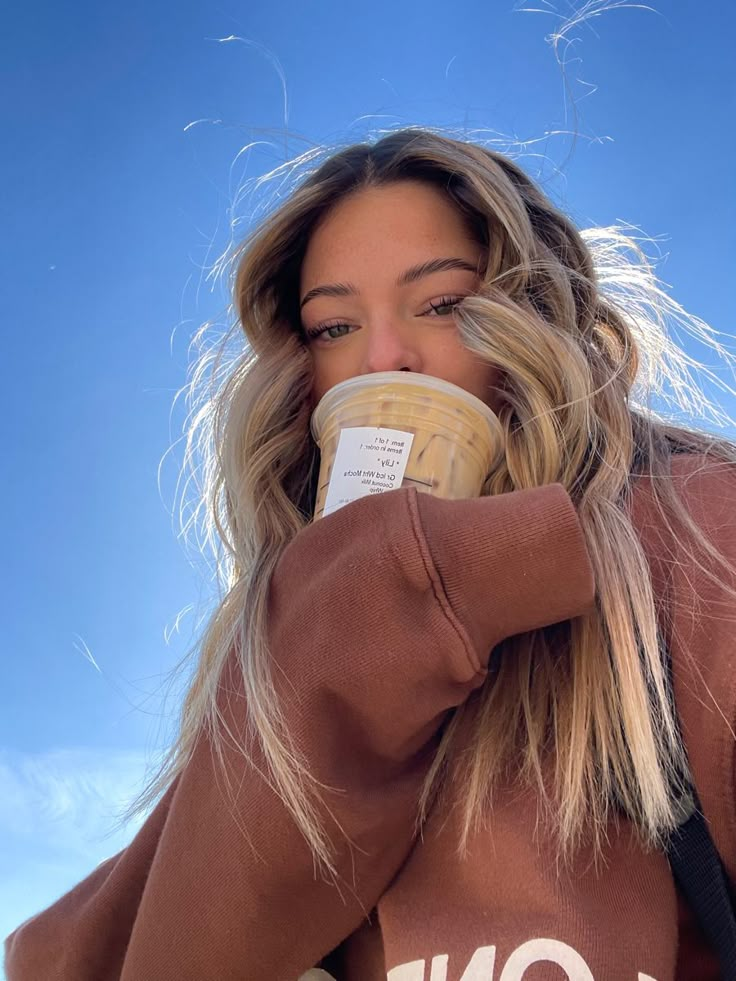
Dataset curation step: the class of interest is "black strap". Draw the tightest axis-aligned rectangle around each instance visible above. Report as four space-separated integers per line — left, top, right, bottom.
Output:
666 793 736 979
658 634 736 976
661 641 736 977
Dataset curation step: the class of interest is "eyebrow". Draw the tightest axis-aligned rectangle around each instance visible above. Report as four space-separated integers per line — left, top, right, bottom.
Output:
299 256 482 310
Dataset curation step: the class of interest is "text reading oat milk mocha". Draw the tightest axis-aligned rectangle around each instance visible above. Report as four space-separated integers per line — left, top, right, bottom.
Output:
310 371 502 521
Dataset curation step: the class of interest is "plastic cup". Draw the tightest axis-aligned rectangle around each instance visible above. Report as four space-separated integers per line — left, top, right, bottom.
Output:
310 371 502 521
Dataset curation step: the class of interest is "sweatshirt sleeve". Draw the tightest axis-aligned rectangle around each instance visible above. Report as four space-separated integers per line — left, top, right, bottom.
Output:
4 483 595 981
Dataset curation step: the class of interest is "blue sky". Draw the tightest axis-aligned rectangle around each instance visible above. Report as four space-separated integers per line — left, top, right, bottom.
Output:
2 0 735 964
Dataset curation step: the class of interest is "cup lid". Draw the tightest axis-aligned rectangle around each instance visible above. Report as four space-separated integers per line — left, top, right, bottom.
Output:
311 370 498 440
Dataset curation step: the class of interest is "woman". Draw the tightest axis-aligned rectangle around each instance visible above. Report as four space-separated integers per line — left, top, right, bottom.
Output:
5 127 736 980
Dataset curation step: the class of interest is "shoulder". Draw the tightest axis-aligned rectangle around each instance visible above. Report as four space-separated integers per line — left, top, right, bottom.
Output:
643 452 736 883
631 450 736 553
668 449 736 505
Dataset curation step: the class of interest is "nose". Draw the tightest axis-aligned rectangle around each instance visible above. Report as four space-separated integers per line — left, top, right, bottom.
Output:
361 322 423 375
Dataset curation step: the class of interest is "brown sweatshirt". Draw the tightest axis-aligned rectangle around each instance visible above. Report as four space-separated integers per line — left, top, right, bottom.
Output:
4 453 735 980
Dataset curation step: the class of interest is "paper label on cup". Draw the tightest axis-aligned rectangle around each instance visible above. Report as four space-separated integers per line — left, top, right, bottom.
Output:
323 427 415 518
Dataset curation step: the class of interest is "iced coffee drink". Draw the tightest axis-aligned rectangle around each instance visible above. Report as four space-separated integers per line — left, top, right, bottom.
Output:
310 371 502 521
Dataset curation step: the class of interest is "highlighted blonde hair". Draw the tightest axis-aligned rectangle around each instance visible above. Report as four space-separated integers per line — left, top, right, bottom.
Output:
122 126 736 873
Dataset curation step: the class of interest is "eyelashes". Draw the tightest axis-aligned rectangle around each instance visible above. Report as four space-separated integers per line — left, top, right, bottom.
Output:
303 295 464 342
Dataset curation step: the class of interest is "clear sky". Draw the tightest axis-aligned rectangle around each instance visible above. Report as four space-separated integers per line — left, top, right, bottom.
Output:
2 0 735 963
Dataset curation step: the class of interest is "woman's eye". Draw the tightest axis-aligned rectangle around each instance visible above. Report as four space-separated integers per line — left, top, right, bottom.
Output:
324 324 352 339
304 296 463 343
304 322 353 342
428 296 462 316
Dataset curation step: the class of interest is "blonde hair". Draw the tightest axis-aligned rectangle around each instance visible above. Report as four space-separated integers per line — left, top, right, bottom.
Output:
121 126 736 874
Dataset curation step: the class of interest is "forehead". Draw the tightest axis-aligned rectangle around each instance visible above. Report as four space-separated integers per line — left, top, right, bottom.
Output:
300 180 479 285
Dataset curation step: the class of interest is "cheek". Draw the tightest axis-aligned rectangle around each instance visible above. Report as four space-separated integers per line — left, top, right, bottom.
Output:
427 337 491 381
441 346 504 406
309 352 346 404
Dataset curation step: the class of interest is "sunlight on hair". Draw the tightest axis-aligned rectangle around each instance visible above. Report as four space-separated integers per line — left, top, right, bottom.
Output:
116 125 736 881
583 224 736 431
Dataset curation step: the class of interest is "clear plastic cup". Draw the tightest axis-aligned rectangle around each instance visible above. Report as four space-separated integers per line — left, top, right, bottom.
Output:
310 371 502 521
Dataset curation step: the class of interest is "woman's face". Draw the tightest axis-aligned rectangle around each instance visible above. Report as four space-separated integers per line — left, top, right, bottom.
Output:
299 180 504 408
